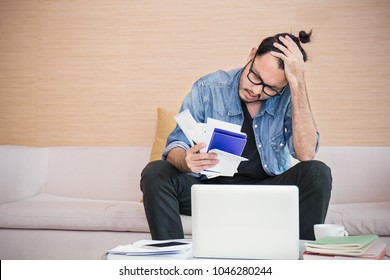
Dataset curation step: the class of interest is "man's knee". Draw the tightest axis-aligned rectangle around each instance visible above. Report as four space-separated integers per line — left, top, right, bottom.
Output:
140 160 178 193
142 160 170 178
299 160 333 192
302 159 332 177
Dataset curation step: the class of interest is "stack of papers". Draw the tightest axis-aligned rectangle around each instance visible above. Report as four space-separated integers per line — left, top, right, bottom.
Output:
303 242 387 260
108 239 192 256
304 235 383 258
174 110 248 178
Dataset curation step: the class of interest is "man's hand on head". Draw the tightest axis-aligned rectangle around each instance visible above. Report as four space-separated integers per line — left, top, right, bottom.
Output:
271 35 306 87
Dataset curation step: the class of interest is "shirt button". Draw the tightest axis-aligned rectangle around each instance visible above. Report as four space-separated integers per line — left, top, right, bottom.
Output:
263 164 267 168
258 144 261 148
254 125 258 128
280 143 284 147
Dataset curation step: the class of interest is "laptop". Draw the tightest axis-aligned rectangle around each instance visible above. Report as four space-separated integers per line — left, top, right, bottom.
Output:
191 184 299 260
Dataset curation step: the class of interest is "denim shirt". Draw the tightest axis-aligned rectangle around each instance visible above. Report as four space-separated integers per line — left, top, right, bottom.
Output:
163 67 320 176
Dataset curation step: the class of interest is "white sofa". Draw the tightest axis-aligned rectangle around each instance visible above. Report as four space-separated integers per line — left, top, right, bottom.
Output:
0 146 389 259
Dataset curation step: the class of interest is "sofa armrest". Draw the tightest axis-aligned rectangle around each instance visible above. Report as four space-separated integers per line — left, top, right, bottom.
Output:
0 146 48 204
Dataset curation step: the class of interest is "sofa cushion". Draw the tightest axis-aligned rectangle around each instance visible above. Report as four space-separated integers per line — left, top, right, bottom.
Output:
325 201 390 235
0 146 48 204
149 107 176 162
0 193 150 232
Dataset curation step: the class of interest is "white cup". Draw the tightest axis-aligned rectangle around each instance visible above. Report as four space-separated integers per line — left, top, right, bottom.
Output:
314 224 349 240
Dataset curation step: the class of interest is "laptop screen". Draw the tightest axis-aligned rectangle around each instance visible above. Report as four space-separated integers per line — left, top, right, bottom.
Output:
191 184 299 260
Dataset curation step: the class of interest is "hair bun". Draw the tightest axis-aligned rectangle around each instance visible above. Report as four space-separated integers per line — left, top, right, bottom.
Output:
299 30 312 44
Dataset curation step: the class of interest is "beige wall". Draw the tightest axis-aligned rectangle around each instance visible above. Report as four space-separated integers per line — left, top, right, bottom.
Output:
0 0 389 147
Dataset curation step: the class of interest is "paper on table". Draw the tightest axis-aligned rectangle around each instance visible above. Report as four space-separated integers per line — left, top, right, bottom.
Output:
306 235 378 250
303 241 387 259
305 235 379 256
108 239 192 256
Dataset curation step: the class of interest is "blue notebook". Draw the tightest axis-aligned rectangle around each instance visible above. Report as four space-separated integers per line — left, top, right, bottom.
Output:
207 128 247 156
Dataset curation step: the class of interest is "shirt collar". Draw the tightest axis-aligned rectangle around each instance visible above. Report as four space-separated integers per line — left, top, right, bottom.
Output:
227 68 245 116
260 97 276 116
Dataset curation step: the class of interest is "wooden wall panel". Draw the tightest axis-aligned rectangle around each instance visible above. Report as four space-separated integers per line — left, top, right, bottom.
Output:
0 0 389 147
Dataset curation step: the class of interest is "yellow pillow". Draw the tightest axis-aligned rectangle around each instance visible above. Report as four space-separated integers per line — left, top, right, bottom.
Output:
149 107 177 162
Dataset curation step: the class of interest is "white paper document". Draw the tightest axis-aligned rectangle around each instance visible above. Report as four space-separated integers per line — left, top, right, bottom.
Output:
174 110 199 146
202 149 248 177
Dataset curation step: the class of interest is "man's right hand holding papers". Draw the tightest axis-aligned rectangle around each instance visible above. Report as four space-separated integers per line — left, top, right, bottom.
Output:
174 110 248 178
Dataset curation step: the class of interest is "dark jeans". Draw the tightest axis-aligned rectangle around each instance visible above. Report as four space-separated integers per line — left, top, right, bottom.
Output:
140 160 332 240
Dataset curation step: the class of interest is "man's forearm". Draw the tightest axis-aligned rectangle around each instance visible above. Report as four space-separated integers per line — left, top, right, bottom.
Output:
166 147 191 173
290 81 317 161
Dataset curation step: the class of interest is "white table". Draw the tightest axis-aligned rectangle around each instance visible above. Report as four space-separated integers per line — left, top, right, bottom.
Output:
105 240 308 260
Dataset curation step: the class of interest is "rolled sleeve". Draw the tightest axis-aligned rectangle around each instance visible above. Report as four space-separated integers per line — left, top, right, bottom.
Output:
162 141 191 160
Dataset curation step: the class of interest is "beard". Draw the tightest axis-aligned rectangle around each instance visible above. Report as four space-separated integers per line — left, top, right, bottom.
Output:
239 88 266 103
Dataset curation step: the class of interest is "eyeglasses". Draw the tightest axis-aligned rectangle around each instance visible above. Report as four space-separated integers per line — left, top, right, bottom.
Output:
246 58 286 97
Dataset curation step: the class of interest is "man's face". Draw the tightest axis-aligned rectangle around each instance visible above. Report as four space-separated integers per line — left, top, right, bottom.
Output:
239 52 287 103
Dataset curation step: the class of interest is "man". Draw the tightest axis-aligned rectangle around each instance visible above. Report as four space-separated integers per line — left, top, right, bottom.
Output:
141 30 332 241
